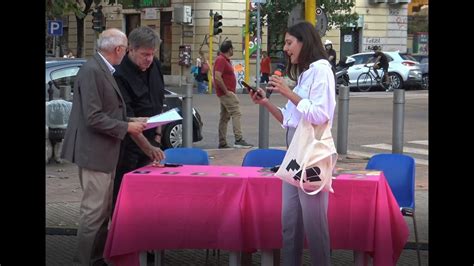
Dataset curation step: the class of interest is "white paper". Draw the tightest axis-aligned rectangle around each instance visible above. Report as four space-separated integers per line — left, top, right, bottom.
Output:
145 109 182 130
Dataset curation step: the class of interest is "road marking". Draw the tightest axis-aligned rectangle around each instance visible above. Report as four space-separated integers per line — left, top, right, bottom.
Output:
349 92 428 99
347 150 428 166
362 143 428 155
205 146 428 166
272 146 428 166
408 140 428 145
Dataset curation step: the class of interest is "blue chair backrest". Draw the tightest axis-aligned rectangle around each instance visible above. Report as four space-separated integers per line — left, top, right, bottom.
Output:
242 148 286 167
366 153 415 209
163 147 210 165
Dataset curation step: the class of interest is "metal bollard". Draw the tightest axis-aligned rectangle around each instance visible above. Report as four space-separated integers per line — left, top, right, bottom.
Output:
392 89 405 154
337 86 350 155
182 83 193 147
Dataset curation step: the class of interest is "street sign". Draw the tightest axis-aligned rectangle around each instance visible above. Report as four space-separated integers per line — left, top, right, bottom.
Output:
316 8 328 37
47 20 63 36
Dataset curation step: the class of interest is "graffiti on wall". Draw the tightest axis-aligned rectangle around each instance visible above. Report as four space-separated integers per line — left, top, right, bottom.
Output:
389 8 407 30
231 60 245 91
364 37 384 52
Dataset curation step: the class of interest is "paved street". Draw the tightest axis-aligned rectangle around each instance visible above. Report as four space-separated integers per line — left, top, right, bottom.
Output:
46 89 429 265
189 90 428 164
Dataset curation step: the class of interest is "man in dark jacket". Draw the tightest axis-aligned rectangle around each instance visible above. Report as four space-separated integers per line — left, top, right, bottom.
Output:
61 28 163 266
112 26 166 208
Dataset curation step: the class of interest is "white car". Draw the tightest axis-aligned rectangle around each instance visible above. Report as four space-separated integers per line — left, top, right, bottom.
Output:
346 51 422 91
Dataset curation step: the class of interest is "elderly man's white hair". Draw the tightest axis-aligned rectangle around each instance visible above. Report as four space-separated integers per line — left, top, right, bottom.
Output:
97 28 127 52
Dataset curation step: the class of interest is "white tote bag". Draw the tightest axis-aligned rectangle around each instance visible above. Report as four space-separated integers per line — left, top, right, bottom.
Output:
275 118 338 195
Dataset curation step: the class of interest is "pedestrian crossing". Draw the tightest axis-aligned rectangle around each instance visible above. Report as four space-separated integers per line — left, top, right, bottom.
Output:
355 140 428 165
349 91 428 99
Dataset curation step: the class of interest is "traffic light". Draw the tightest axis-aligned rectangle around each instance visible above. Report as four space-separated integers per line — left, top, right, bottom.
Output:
92 6 106 33
213 13 223 35
248 10 257 36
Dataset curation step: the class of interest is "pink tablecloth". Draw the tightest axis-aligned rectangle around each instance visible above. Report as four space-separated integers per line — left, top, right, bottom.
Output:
104 165 408 266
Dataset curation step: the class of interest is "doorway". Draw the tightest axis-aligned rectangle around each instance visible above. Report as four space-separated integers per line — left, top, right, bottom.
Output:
160 11 172 75
125 14 141 36
340 27 361 59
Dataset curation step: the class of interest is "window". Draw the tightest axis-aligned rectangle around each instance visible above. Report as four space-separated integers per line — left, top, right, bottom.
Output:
50 66 81 90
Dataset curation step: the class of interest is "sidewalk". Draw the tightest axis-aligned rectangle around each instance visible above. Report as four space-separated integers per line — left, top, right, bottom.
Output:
46 148 428 265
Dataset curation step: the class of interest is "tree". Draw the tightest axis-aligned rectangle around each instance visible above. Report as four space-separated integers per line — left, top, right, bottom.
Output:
259 0 359 58
75 0 98 58
46 0 83 56
46 0 98 58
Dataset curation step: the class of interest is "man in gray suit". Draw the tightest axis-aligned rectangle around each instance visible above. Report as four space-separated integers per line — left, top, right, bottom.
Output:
61 28 164 266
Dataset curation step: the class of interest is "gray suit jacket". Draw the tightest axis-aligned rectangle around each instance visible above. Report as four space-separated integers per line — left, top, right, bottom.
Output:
61 53 129 172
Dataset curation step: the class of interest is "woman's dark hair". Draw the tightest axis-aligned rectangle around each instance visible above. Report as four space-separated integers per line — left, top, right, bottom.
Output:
285 21 328 81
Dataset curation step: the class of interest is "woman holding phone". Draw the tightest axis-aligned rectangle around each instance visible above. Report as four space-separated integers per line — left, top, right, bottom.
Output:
248 21 335 265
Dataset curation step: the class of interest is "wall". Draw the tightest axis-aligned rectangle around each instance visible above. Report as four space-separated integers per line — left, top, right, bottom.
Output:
355 0 408 52
65 0 410 84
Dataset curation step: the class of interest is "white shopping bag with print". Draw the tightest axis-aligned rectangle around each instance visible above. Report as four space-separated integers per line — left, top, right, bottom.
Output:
275 118 338 195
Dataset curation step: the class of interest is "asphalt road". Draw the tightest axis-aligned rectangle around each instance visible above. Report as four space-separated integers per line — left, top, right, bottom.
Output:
189 90 428 165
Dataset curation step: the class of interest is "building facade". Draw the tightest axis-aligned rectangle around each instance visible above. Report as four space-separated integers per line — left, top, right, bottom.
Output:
58 0 416 86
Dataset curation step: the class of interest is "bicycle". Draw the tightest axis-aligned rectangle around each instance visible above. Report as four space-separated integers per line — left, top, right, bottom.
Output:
356 64 393 92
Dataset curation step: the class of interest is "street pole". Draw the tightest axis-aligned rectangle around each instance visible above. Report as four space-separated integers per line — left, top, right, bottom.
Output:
208 10 214 94
181 25 192 147
256 2 269 149
305 0 316 26
244 0 250 84
392 89 405 153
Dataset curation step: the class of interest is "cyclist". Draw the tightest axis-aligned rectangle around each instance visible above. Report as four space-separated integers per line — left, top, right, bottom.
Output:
369 45 390 90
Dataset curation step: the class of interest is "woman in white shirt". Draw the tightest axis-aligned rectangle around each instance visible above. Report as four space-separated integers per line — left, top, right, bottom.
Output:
249 21 335 265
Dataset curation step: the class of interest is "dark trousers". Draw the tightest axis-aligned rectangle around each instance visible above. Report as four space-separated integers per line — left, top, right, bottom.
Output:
260 73 269 83
112 137 159 213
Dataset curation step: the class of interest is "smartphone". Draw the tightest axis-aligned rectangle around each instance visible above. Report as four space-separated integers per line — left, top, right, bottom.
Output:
133 170 151 174
241 81 258 93
241 81 263 97
164 163 183 167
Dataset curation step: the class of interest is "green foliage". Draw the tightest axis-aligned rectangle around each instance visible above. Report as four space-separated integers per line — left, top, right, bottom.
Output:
319 0 359 30
248 8 265 36
46 0 85 19
408 15 428 34
257 0 358 57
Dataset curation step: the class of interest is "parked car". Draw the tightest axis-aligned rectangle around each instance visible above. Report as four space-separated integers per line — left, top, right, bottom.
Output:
346 51 422 91
45 58 203 149
410 54 428 90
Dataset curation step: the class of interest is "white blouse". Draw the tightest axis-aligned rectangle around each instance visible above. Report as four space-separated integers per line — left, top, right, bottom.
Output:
280 59 336 128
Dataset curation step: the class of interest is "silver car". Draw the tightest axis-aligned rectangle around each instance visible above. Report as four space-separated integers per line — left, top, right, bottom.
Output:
346 51 422 91
45 58 204 149
411 54 428 90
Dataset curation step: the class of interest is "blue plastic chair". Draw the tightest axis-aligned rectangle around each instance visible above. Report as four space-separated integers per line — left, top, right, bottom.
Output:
366 153 420 266
163 147 209 165
241 148 286 167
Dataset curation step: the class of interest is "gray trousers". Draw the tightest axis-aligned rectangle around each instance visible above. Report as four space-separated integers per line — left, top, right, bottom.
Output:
75 167 115 266
282 127 331 266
